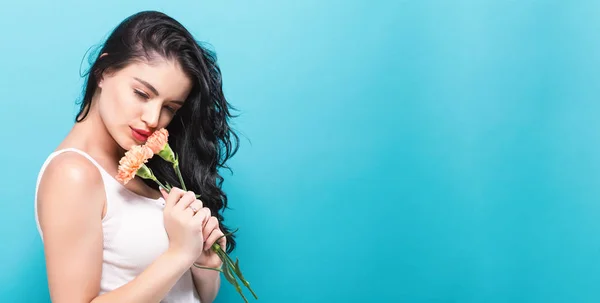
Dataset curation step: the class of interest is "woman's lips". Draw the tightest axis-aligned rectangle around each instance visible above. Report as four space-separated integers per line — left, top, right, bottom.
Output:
131 128 150 141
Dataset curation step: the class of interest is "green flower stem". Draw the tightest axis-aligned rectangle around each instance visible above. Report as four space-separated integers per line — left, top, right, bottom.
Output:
233 257 258 299
152 178 169 193
172 159 201 198
156 148 256 302
136 165 170 193
192 263 223 272
173 157 187 191
192 230 236 271
191 245 250 303
222 259 248 303
190 228 257 301
215 245 258 300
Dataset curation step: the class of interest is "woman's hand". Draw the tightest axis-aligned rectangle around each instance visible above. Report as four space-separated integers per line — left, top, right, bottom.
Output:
193 211 227 269
160 187 209 265
160 187 225 269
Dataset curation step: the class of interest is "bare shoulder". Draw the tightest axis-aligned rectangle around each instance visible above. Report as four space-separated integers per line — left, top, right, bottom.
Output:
44 151 102 184
36 151 106 301
37 151 106 222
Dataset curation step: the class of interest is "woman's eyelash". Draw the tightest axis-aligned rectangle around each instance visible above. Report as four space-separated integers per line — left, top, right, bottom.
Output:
134 89 176 113
134 90 149 99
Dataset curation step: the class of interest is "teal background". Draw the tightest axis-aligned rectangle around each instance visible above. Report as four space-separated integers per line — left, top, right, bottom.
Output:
2 0 600 302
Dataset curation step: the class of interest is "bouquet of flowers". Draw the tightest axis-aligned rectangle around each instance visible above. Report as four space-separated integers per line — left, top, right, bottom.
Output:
115 128 257 303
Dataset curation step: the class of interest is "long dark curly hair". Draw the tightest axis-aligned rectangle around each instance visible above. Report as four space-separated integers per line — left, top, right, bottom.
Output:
75 10 240 253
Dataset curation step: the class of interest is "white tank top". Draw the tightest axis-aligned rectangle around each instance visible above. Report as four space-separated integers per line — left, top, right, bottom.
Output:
34 148 201 303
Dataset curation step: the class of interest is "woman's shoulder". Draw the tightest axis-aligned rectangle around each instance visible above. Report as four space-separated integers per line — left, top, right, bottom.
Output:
34 148 108 257
37 148 106 208
45 150 103 185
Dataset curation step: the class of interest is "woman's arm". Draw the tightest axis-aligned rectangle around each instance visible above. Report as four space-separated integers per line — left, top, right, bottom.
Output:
37 153 191 303
188 203 227 303
191 268 221 303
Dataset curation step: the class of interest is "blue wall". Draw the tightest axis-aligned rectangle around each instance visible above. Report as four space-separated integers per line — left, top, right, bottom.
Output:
2 1 600 302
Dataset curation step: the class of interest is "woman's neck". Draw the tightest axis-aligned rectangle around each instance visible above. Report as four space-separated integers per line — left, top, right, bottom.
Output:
63 109 161 200
61 106 123 168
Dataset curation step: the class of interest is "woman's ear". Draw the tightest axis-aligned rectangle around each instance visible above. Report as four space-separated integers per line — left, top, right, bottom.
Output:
97 53 109 87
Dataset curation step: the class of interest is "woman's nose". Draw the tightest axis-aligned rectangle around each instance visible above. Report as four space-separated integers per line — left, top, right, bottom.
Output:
141 103 161 128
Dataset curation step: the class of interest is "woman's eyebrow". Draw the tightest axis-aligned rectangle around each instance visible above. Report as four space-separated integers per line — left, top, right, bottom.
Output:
133 77 159 96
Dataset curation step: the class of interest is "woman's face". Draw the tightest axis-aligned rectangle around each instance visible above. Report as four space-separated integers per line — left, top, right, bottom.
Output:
96 57 193 150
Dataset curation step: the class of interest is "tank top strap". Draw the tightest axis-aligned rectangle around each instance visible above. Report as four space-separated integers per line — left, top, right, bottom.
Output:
34 147 119 239
41 147 130 201
48 147 109 175
42 147 164 203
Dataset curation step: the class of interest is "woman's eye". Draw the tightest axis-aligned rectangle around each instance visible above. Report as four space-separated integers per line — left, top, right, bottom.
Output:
164 106 177 113
134 90 149 99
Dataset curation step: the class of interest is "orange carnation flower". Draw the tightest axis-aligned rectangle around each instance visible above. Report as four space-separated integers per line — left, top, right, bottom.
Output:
145 128 176 164
146 128 169 154
116 145 154 184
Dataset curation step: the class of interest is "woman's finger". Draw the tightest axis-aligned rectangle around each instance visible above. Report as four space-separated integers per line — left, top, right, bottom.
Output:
173 191 197 213
218 231 227 250
204 228 225 251
186 200 204 216
192 207 212 236
202 216 219 243
163 187 186 210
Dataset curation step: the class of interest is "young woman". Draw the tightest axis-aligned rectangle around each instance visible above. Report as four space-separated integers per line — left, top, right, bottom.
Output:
34 10 239 303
